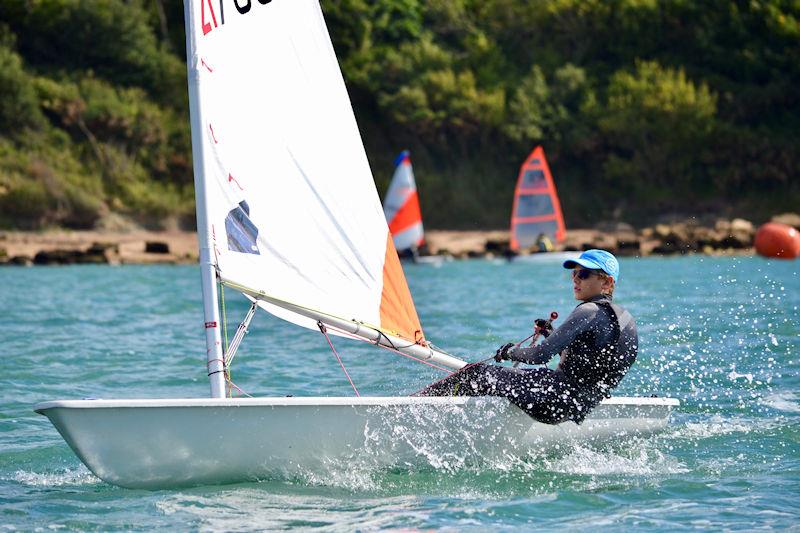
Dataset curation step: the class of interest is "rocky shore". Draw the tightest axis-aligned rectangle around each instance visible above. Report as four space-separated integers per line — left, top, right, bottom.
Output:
427 214 799 259
1 214 797 265
0 230 198 266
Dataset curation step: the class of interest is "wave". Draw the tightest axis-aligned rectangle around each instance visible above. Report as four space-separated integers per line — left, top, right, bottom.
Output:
156 491 424 532
662 411 794 442
760 392 800 413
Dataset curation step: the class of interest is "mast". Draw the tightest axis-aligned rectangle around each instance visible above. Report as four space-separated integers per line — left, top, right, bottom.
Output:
184 0 226 398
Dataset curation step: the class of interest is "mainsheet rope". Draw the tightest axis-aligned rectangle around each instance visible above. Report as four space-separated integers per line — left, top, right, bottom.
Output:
320 323 451 372
408 322 553 396
317 321 360 396
321 322 501 398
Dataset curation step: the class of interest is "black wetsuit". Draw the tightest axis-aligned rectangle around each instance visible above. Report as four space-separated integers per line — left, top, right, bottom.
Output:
419 295 638 424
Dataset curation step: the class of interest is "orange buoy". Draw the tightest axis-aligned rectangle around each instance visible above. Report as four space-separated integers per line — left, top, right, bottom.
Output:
754 222 800 259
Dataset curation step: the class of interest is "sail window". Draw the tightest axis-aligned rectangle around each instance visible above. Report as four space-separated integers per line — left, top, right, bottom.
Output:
516 195 554 218
521 169 547 189
515 221 560 246
225 201 261 255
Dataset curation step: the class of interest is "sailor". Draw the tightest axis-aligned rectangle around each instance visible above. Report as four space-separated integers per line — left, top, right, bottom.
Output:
535 232 554 252
419 249 638 425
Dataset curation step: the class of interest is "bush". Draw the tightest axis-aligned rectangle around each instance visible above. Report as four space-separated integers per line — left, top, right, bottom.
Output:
597 60 718 207
0 28 45 133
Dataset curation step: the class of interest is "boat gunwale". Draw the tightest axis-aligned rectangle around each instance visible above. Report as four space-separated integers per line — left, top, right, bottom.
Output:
34 396 679 412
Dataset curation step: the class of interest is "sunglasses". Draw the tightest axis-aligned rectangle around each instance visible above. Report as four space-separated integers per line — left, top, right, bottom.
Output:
572 268 604 280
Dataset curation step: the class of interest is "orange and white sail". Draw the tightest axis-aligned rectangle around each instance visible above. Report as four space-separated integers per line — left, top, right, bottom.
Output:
383 151 424 253
510 146 567 251
184 0 432 347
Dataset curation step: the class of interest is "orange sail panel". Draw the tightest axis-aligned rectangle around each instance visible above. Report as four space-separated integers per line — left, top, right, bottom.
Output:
388 190 422 236
379 234 425 342
510 146 567 251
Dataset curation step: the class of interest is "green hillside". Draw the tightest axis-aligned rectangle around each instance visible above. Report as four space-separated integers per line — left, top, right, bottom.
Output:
0 0 797 230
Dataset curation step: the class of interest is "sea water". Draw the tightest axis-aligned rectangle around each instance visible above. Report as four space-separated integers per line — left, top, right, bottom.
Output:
1 256 797 531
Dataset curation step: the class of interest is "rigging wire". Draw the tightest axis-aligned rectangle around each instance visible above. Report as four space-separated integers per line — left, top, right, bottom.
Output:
228 380 253 398
218 279 234 397
317 321 360 396
220 282 230 352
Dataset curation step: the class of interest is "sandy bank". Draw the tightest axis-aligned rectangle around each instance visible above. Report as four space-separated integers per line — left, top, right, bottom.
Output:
2 217 779 265
0 230 198 265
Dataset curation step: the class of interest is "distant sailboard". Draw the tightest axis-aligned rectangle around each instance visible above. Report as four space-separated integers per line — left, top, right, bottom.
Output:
383 150 424 254
510 146 567 252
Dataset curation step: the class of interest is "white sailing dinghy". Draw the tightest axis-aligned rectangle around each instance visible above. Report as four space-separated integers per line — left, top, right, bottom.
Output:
383 150 443 264
35 0 678 489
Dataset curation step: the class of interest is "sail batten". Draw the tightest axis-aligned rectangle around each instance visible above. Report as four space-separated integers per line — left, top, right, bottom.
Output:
185 0 427 345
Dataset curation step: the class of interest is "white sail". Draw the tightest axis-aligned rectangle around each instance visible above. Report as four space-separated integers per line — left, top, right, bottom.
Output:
185 0 427 345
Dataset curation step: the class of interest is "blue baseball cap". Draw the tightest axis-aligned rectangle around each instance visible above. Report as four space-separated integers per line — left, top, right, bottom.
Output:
563 249 620 280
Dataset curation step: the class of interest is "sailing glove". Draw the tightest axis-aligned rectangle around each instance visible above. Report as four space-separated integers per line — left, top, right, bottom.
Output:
494 342 515 362
534 318 554 338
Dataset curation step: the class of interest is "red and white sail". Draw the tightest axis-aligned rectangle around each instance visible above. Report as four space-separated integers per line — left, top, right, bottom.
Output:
383 151 424 253
184 0 436 349
510 146 567 251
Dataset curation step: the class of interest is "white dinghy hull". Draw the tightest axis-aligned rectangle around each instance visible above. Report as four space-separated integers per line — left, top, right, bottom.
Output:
36 396 678 489
512 251 581 263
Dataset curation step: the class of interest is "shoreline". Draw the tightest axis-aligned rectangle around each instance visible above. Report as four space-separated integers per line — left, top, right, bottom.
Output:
2 215 790 265
0 230 199 265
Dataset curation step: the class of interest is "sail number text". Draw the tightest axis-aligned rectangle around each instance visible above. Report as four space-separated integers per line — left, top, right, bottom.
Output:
202 0 273 35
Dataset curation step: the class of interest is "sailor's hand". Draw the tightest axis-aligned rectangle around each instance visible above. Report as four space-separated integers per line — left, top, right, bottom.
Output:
534 318 554 338
494 342 515 362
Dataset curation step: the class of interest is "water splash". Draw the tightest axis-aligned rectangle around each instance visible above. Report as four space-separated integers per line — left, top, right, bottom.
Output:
669 413 779 440
10 467 98 487
543 444 688 476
